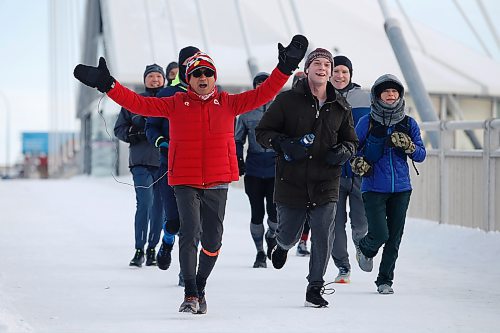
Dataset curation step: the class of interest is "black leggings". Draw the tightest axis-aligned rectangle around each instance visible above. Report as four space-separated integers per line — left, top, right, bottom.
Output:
244 175 277 224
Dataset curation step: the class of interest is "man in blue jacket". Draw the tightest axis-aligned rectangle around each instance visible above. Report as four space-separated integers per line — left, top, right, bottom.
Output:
114 64 165 267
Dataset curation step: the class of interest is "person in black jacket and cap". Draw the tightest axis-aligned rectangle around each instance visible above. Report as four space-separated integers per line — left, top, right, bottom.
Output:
234 72 278 269
256 48 358 308
114 64 166 267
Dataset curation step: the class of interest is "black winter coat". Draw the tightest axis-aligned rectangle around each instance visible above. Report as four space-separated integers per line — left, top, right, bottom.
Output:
255 79 358 207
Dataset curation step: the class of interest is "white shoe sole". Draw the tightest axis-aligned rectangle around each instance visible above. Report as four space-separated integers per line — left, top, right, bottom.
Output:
304 301 328 308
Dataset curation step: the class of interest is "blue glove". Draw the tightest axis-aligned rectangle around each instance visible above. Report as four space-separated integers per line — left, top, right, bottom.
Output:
157 138 169 158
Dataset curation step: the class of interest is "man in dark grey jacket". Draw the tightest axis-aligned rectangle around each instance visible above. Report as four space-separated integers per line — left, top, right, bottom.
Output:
234 72 277 269
113 64 165 267
256 48 358 308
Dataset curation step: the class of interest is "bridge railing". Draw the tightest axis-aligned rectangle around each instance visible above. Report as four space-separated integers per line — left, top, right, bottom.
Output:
409 119 500 232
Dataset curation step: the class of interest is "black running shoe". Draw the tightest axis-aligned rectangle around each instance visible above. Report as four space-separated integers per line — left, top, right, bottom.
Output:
145 247 157 266
271 245 288 269
156 241 173 270
265 236 277 260
129 249 145 267
253 251 267 268
305 285 329 308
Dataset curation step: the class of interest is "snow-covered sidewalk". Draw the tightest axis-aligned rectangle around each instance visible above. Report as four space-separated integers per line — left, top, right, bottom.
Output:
1 176 499 333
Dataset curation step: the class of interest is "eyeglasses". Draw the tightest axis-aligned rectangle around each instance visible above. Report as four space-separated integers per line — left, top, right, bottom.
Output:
191 68 215 78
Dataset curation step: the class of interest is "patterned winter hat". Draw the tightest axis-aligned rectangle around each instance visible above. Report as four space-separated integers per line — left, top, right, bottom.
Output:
185 52 217 81
304 48 333 73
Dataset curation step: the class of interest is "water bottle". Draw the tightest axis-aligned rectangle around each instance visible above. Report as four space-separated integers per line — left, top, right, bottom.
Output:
300 133 315 147
284 134 315 162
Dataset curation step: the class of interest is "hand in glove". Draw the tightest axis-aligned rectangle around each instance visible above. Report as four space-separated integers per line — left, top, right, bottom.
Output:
350 156 372 176
237 156 245 176
277 35 309 75
325 143 353 166
275 136 310 162
390 132 416 154
73 57 115 93
128 126 147 144
157 137 169 158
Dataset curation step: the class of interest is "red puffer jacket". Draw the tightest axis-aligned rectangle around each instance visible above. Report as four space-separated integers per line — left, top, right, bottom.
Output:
107 68 289 188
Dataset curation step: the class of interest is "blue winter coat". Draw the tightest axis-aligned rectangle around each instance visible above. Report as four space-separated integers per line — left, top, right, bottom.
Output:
356 114 426 193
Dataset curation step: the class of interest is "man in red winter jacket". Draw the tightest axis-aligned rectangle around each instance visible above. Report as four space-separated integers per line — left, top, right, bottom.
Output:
74 35 308 315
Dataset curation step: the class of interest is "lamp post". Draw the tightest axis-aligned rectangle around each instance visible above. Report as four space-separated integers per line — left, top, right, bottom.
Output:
0 91 10 178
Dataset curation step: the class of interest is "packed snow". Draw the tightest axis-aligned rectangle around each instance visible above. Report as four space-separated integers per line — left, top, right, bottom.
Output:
1 176 499 333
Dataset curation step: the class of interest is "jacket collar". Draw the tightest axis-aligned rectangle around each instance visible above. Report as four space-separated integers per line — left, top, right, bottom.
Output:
187 86 218 102
294 79 340 104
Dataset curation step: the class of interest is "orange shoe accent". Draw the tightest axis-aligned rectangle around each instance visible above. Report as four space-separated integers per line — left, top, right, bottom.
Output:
202 248 220 257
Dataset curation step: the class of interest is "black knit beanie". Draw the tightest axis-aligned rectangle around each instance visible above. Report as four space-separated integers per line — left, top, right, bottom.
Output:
253 72 270 89
143 64 165 82
333 55 353 78
178 46 200 85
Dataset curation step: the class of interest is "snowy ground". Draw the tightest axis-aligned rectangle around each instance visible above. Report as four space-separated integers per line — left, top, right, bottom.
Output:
0 176 499 333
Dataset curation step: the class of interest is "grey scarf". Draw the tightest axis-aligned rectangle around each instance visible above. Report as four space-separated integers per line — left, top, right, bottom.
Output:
370 97 405 127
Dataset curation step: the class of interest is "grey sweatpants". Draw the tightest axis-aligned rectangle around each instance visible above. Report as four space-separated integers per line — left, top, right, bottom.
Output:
331 176 368 270
174 185 227 297
276 201 337 287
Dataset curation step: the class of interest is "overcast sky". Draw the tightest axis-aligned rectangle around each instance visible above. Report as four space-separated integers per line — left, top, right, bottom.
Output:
0 0 499 167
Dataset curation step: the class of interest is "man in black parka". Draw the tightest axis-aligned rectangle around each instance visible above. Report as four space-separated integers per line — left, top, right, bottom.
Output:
255 48 358 308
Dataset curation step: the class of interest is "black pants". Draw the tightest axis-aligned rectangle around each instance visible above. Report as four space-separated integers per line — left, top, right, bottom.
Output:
244 175 277 224
359 191 411 287
174 186 227 297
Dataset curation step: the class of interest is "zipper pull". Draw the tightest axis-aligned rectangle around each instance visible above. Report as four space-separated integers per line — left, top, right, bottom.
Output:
315 109 320 119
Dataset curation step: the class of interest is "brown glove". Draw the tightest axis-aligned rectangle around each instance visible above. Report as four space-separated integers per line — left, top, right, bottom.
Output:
390 132 416 154
350 157 372 176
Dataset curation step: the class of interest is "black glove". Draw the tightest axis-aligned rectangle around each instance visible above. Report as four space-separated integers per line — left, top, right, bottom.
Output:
128 126 147 144
278 137 308 162
371 123 388 138
237 156 245 176
277 35 309 75
389 132 416 154
325 143 353 166
350 157 372 176
73 57 115 93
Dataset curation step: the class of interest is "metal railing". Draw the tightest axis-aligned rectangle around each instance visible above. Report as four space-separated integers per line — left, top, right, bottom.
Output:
408 119 500 232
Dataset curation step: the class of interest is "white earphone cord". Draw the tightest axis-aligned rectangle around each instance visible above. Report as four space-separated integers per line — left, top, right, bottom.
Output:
97 94 168 189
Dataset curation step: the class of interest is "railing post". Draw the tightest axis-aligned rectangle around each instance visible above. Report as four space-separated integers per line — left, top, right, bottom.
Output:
483 120 491 231
439 120 449 225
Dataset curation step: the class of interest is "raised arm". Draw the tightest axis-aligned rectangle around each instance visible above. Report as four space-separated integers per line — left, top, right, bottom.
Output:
74 57 174 118
228 35 308 115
